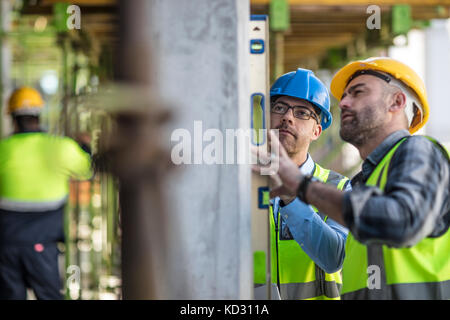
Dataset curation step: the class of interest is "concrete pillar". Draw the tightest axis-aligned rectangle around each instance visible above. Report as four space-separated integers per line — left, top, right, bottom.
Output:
425 19 450 145
148 0 252 299
116 0 173 300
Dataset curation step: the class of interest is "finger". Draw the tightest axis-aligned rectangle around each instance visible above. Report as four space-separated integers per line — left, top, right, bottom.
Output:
253 164 279 177
270 185 292 198
268 130 282 160
269 173 282 188
267 129 277 154
251 145 271 166
251 145 259 157
251 164 263 174
269 129 289 159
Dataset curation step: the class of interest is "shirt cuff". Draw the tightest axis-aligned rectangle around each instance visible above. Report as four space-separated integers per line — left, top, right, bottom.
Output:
279 198 295 208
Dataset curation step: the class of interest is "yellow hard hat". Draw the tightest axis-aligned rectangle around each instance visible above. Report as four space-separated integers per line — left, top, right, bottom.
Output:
7 86 44 116
330 57 429 134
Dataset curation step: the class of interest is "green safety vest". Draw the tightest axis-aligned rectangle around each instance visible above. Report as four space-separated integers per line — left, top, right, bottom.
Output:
255 163 349 300
341 136 450 299
0 132 92 212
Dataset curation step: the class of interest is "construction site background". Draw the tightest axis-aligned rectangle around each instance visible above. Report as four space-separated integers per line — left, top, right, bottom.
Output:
0 0 448 299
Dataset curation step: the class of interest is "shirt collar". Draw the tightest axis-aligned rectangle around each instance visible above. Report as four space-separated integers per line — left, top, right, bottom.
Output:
362 129 410 179
300 153 315 175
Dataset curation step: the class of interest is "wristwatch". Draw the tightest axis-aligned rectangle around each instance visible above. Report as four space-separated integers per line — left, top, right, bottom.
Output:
296 174 317 204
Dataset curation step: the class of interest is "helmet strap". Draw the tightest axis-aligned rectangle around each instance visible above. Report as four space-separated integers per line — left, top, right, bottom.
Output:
347 69 391 85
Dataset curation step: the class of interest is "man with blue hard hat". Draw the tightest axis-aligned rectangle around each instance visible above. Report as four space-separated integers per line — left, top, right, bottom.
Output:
255 58 449 300
254 68 350 300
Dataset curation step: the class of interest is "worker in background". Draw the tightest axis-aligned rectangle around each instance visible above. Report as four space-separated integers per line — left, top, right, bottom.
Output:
255 58 450 299
254 69 351 300
0 87 92 300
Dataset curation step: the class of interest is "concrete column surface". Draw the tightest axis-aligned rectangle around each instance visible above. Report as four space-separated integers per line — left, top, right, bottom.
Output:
148 0 252 299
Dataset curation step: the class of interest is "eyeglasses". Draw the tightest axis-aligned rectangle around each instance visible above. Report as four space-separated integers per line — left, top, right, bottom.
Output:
271 101 320 124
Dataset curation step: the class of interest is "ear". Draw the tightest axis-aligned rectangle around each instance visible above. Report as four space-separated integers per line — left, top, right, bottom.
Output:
311 123 322 141
389 91 407 113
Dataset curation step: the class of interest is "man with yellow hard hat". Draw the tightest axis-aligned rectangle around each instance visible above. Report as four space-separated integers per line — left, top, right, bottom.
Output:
254 57 449 299
0 87 92 299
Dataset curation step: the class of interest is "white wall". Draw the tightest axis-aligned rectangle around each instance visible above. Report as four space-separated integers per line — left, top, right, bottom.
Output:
388 29 426 135
425 19 450 146
389 20 450 146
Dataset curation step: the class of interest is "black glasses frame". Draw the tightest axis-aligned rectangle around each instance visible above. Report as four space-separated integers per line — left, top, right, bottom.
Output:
270 101 320 124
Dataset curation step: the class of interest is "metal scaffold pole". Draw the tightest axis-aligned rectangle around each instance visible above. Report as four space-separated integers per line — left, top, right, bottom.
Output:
96 0 252 299
0 0 11 138
112 0 172 299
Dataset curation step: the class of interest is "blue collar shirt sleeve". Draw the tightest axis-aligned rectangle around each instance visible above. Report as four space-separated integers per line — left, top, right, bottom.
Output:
274 154 350 273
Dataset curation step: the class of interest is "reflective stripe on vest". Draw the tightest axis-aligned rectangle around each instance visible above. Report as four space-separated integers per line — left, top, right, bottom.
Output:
0 196 68 212
341 279 450 300
263 163 348 300
342 136 450 300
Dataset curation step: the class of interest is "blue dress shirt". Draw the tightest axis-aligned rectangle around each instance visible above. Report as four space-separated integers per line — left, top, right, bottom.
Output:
271 154 350 273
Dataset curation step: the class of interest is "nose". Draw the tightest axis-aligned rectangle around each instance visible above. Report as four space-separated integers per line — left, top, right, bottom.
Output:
338 95 352 111
280 107 295 124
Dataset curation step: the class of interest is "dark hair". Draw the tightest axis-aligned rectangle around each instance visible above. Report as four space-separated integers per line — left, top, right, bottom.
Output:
312 105 321 117
13 115 40 133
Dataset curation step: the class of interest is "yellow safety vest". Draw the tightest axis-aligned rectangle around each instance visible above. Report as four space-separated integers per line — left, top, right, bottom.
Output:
255 163 349 300
341 136 450 299
0 132 92 212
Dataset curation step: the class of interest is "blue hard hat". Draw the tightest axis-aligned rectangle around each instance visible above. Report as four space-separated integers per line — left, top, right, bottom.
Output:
270 68 332 130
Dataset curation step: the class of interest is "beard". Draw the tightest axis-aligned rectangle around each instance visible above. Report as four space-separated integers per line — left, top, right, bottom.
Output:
276 123 300 157
340 102 387 148
279 133 297 156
